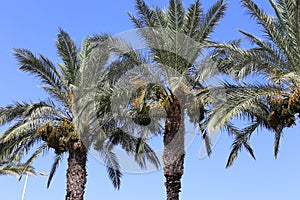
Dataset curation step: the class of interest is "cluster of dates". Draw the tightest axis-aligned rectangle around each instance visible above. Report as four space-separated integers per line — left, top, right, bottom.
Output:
268 91 300 130
38 119 77 154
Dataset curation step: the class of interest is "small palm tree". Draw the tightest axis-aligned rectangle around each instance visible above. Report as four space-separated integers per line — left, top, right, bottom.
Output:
209 0 300 166
107 0 228 199
0 29 158 200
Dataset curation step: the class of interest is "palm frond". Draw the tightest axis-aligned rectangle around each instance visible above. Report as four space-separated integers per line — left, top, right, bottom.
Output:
153 7 168 28
0 128 40 161
243 140 256 160
128 12 143 29
103 126 160 170
208 82 282 133
202 130 212 156
276 0 300 60
13 49 65 102
276 0 298 35
241 0 299 73
0 102 28 126
268 0 285 29
0 119 40 143
47 154 63 188
134 137 160 169
56 28 79 85
128 0 154 28
99 143 122 189
183 0 202 38
274 129 283 158
226 137 242 168
106 165 122 190
198 0 228 42
164 0 186 70
167 0 185 32
19 143 48 178
0 158 35 177
213 41 288 80
226 123 257 168
0 101 61 143
0 101 59 126
75 35 110 91
136 0 154 26
104 36 144 66
78 37 98 80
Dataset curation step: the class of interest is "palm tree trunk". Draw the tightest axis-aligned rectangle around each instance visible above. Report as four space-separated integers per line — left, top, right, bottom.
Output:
163 94 185 200
65 139 87 200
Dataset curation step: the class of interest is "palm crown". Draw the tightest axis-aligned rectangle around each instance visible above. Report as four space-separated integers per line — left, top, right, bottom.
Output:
105 0 228 199
0 29 159 200
210 0 300 166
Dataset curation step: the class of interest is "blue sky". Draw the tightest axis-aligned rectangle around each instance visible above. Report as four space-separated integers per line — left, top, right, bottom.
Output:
1 0 300 199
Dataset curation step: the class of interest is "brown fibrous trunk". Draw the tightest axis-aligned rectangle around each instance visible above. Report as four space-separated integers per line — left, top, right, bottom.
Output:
163 94 185 200
65 139 87 200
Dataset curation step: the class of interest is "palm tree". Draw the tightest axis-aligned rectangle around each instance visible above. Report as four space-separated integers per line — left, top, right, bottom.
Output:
107 0 228 199
0 29 158 200
209 0 300 166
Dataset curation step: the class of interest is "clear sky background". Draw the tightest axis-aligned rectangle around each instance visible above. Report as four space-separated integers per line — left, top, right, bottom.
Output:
1 0 300 199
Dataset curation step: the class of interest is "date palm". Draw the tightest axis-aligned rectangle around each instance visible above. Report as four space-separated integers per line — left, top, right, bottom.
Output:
0 29 158 200
209 0 300 166
108 0 228 199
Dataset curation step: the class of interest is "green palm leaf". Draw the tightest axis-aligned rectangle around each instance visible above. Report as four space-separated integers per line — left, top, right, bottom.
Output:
56 28 79 85
212 0 300 164
183 0 202 38
198 0 228 42
99 142 122 189
47 154 63 188
0 163 35 177
208 82 282 133
167 0 185 32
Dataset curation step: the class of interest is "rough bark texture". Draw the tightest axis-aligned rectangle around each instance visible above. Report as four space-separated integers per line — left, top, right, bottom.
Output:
163 94 185 200
65 139 87 200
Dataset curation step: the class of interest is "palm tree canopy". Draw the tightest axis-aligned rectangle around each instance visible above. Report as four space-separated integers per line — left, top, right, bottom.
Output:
0 29 159 189
105 0 228 133
209 0 300 166
127 0 228 73
119 1 228 199
96 2 228 200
